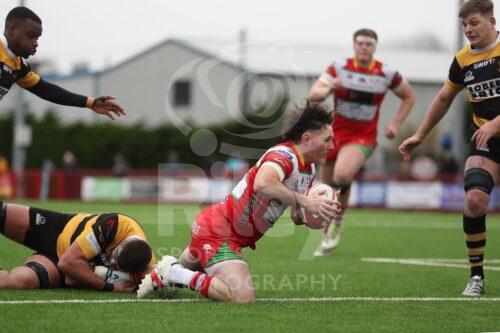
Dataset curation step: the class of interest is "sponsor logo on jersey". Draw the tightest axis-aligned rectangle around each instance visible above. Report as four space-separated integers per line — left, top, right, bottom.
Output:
202 243 213 254
2 65 12 74
99 253 111 268
473 58 495 70
477 143 490 152
275 148 294 161
464 71 475 83
467 78 500 100
35 213 46 226
192 222 200 235
87 232 102 255
237 195 258 225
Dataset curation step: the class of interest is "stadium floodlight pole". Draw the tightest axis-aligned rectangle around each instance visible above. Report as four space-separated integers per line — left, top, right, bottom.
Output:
453 0 467 165
239 28 249 115
12 0 28 199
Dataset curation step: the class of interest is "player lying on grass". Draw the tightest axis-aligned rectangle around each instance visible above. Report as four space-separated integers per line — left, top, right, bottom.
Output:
0 202 156 292
138 101 342 303
1 7 125 120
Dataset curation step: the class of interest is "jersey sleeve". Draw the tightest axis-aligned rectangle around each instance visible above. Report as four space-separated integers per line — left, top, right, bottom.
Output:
318 60 338 85
260 149 295 182
381 63 403 91
75 229 103 260
446 57 464 89
389 71 403 90
16 60 40 88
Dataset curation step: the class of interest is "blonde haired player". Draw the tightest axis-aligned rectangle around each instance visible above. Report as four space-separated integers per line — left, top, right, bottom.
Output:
309 28 415 256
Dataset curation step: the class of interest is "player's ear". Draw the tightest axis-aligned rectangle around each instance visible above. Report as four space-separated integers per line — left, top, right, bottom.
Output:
5 22 15 37
301 131 311 144
489 16 496 27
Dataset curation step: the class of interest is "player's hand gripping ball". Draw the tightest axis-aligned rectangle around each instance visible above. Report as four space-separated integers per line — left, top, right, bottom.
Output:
300 183 336 229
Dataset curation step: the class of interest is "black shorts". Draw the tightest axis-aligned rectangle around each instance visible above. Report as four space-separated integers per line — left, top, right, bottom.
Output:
23 207 75 265
469 125 500 164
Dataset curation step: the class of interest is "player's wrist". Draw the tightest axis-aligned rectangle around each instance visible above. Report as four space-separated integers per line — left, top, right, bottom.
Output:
295 193 309 208
85 97 95 109
102 282 114 292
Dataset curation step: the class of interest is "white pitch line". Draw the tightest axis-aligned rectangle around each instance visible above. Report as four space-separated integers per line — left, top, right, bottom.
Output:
346 220 500 230
362 258 500 271
1 297 500 305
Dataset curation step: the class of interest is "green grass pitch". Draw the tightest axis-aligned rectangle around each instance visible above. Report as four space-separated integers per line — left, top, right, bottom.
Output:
1 201 499 332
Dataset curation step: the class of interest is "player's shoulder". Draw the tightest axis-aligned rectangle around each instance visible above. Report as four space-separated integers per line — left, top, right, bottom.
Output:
377 59 399 76
266 142 298 161
329 57 348 68
454 44 473 66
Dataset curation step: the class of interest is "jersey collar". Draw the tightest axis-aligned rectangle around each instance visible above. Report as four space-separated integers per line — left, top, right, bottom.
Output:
353 58 376 71
290 142 306 166
0 34 18 61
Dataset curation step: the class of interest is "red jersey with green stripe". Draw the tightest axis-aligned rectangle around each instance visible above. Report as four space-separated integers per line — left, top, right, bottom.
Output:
322 58 403 141
219 141 315 247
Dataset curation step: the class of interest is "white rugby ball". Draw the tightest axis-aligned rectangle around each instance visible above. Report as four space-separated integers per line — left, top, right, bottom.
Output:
94 265 134 285
300 183 335 229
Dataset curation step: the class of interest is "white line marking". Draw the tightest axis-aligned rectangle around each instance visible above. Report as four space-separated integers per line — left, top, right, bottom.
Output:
345 220 500 230
1 297 500 305
362 258 500 271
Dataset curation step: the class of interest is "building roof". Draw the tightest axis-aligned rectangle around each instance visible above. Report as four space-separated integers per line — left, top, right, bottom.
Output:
185 38 454 83
46 38 456 84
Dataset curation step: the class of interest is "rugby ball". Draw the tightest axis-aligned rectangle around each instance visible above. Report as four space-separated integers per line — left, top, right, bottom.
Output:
300 183 335 229
94 265 136 285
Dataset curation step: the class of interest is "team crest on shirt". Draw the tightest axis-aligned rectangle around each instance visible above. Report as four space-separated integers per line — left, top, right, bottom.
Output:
464 71 474 83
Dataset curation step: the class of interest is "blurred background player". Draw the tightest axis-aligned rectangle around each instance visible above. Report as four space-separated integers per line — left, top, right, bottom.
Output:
139 101 341 303
0 201 156 292
308 28 415 256
400 0 499 296
1 7 125 120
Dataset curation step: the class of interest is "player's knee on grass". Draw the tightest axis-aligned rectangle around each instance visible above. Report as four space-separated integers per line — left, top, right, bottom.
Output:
23 254 60 289
4 266 44 289
212 263 255 303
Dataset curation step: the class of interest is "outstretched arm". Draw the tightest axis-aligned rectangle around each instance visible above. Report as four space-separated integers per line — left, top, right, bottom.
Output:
26 79 126 120
399 83 462 160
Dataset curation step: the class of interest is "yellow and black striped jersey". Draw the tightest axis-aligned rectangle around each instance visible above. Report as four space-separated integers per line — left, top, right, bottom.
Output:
0 35 40 102
446 34 500 136
56 213 156 268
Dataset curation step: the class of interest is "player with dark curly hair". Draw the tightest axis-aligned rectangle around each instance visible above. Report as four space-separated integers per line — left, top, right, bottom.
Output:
138 101 341 303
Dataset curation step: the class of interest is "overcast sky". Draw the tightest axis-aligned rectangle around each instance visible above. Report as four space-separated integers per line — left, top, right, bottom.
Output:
0 0 495 74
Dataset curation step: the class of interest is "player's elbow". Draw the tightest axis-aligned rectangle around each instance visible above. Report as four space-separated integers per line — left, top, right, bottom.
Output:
57 255 71 274
253 179 266 194
308 90 325 102
405 90 416 106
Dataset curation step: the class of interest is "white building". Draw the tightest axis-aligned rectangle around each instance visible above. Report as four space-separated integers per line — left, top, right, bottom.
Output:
0 38 467 164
